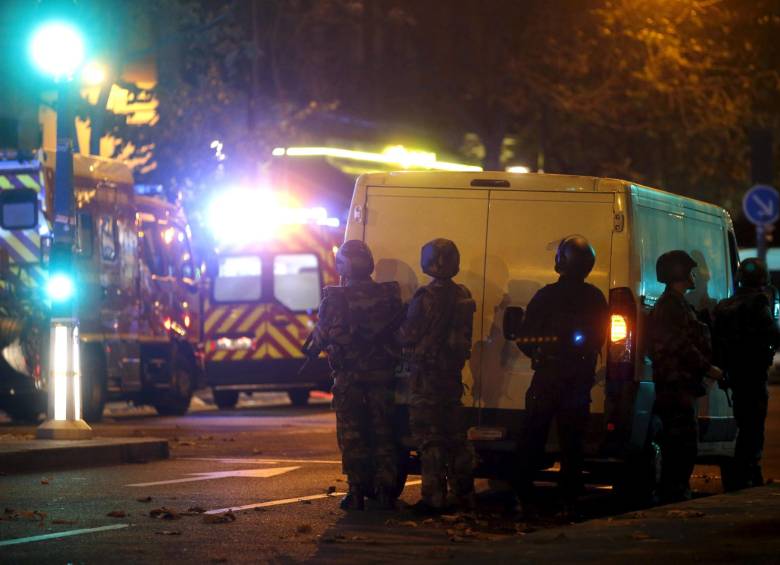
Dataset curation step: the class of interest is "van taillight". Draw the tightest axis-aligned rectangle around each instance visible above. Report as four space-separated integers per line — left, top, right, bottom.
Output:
607 288 635 381
610 314 628 343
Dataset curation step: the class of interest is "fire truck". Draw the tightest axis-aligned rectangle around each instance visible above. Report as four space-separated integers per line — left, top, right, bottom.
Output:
202 189 341 408
0 149 203 422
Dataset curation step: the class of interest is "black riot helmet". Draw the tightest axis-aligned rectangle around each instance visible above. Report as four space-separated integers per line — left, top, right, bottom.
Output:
421 238 460 279
335 240 374 280
554 235 596 280
738 258 770 288
656 250 697 288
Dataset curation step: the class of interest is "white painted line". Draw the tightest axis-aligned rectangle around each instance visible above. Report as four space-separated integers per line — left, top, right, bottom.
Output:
183 457 342 465
0 524 129 547
205 479 423 515
126 466 300 487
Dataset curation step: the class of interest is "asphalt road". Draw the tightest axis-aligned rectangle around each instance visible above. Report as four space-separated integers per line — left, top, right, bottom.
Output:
1 388 779 563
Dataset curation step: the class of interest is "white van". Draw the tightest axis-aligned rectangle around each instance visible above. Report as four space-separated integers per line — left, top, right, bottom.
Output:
345 171 738 496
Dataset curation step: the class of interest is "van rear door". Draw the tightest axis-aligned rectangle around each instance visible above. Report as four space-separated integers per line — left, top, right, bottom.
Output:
363 186 489 405
479 190 615 414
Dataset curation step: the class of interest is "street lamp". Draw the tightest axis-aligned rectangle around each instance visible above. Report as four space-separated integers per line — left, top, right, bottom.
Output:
29 20 92 440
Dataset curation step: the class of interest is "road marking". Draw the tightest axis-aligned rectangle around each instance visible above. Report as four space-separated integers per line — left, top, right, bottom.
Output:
126 465 300 487
0 524 129 547
183 457 341 465
204 480 423 515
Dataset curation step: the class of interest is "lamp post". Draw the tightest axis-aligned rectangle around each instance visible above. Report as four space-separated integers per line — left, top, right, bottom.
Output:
29 21 92 440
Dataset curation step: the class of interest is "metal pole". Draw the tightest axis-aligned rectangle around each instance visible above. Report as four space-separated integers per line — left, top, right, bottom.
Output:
758 225 768 264
37 81 91 439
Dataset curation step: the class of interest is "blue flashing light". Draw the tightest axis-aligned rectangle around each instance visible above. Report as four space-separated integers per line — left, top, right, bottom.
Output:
572 331 585 346
46 272 75 302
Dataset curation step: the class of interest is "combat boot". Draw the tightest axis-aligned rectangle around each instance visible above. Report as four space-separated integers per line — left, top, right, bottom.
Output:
339 488 365 511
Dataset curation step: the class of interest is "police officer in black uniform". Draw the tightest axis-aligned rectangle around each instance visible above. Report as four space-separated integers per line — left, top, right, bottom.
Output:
714 258 780 489
515 236 609 516
649 250 722 502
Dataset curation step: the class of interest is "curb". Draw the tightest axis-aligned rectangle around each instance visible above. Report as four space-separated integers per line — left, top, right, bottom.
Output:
0 438 169 474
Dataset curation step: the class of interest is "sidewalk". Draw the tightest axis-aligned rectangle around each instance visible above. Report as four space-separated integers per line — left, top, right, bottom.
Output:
0 436 168 474
453 483 780 564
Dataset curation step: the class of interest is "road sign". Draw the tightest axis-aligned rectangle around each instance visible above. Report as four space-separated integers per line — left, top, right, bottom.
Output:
125 465 300 487
743 184 780 226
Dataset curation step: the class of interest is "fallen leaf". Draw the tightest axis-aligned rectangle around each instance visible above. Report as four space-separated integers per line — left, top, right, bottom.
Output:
421 518 436 525
326 486 336 494
107 510 127 518
136 497 153 503
52 519 78 525
177 441 195 447
398 520 418 528
300 499 312 505
186 506 206 514
203 511 236 524
150 507 181 520
17 510 46 522
631 531 653 540
155 530 182 536
40 478 50 485
440 514 462 524
296 524 312 534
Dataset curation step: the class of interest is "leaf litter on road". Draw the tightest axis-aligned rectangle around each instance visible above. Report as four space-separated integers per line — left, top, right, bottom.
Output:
666 509 705 519
107 510 127 518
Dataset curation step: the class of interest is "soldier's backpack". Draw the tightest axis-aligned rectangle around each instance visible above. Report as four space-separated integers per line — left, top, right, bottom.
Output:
447 284 476 367
323 281 402 370
411 283 475 369
715 291 776 372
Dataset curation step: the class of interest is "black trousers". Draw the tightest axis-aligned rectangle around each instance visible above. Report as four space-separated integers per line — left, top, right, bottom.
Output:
654 387 698 501
517 371 591 504
732 379 769 487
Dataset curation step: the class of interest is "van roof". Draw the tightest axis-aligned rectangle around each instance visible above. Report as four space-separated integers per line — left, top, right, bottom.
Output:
356 171 728 219
358 171 605 192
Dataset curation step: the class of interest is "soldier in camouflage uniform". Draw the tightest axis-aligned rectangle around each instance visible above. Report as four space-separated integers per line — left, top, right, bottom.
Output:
649 250 722 502
399 238 476 513
310 240 404 511
515 236 608 516
713 258 780 489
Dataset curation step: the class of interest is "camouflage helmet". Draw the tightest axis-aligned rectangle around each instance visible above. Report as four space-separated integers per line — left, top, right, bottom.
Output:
335 240 374 279
738 258 770 288
421 238 460 279
656 250 697 285
554 235 596 280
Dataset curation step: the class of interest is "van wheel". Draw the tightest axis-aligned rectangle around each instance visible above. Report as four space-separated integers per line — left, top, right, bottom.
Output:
213 390 239 410
287 389 310 407
153 343 194 416
81 343 107 423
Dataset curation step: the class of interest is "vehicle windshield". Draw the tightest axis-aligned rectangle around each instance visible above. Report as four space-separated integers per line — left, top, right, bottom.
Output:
273 253 321 311
213 255 262 302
